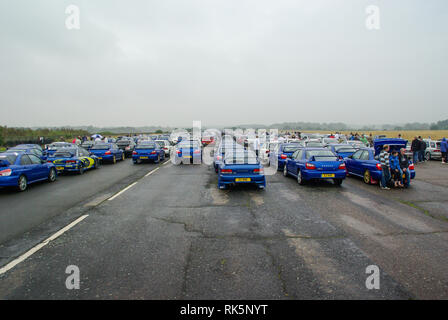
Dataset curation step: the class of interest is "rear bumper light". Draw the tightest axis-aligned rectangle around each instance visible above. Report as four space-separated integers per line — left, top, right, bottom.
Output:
253 168 264 174
305 163 316 169
0 169 12 177
221 169 233 174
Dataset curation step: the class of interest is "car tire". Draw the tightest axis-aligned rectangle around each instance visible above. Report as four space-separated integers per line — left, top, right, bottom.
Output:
297 170 305 185
334 179 343 186
425 152 431 161
363 170 371 184
283 164 288 177
78 164 85 175
17 175 27 192
94 159 100 169
48 168 57 182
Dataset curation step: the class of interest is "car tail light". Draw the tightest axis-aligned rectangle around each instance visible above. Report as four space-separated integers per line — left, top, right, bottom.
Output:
194 150 201 154
266 150 270 154
221 169 233 174
105 151 111 155
132 151 137 155
338 163 346 169
409 163 415 170
305 163 315 169
253 168 264 174
47 160 53 163
125 146 130 150
177 150 181 155
280 154 287 159
163 147 168 150
150 151 157 154
0 169 12 177
66 160 76 164
376 163 382 170
434 149 440 152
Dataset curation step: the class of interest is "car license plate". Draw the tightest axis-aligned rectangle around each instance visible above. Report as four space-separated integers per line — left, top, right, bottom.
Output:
140 156 148 159
235 178 251 182
321 174 335 178
56 167 64 171
183 156 192 158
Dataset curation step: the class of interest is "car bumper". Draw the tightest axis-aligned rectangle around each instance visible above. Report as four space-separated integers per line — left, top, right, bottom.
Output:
132 154 158 161
54 164 81 172
95 155 115 161
0 176 19 187
302 170 346 180
218 174 266 185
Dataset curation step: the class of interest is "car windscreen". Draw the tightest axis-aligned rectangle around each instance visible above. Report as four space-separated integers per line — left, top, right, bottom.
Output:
306 150 337 161
136 144 156 149
334 146 356 153
0 154 17 164
91 144 111 150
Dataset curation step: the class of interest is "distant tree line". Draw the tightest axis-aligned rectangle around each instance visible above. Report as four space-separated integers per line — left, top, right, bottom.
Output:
0 126 89 147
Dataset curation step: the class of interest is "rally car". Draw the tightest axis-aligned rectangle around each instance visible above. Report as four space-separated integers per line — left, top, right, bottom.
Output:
132 142 165 164
46 146 100 174
218 151 266 190
89 143 125 164
283 148 346 185
174 140 202 164
0 152 57 191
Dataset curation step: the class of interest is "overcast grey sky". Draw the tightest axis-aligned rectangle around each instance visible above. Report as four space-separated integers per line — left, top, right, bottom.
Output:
0 0 447 128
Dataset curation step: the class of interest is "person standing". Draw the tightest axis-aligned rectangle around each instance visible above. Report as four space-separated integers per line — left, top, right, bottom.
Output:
399 148 411 187
390 150 403 188
411 136 420 164
379 145 391 190
418 136 426 162
441 137 447 164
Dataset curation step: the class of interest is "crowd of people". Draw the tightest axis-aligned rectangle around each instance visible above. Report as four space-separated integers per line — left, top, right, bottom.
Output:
379 145 411 190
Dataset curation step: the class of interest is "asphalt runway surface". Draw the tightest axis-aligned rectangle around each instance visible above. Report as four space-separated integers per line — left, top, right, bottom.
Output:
0 158 447 299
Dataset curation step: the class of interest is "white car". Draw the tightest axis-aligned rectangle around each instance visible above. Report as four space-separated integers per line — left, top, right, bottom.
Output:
155 140 172 157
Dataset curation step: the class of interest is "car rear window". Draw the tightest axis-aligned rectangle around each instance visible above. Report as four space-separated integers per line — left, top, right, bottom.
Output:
306 150 337 161
136 143 156 149
224 153 258 164
0 154 17 164
91 144 111 150
334 146 356 153
53 150 76 157
283 146 301 152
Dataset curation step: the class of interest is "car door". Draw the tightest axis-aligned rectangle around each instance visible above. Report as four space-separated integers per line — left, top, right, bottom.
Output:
20 154 36 181
347 150 363 175
292 150 303 176
28 154 48 180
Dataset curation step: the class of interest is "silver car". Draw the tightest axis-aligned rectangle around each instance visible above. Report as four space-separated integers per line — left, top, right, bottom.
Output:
423 139 442 160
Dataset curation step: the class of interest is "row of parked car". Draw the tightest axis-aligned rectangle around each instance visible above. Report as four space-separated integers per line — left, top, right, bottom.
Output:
0 136 176 191
210 134 415 190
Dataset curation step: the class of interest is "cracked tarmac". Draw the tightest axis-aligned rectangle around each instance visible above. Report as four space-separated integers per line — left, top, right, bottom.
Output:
0 160 447 299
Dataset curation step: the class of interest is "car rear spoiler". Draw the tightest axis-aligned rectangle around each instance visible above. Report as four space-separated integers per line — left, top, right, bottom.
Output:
0 159 11 167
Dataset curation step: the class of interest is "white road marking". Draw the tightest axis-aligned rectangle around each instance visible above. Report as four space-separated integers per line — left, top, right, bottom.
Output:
145 167 160 177
108 182 138 201
0 215 89 275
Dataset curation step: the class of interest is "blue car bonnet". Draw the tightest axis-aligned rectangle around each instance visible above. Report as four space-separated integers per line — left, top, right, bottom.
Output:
373 138 408 156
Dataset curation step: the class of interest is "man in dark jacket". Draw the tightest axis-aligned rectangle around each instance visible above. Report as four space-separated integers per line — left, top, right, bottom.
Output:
399 148 411 187
418 136 426 162
411 136 420 163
